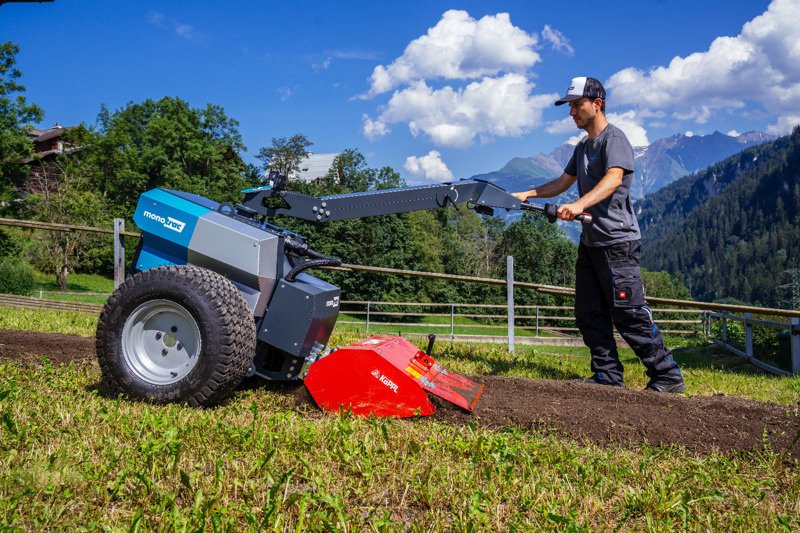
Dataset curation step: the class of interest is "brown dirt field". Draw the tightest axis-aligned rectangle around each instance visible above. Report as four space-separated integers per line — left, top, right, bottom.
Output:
2 329 799 458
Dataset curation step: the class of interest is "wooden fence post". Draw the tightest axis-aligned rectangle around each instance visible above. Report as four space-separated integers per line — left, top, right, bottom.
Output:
113 218 125 289
507 256 515 353
366 301 370 335
744 312 753 359
721 313 728 343
791 317 800 375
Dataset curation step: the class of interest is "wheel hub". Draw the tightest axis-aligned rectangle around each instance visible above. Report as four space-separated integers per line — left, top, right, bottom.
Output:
121 299 202 385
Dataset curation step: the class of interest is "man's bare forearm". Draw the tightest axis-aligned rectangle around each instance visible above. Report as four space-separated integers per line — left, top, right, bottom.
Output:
573 168 624 211
513 173 576 201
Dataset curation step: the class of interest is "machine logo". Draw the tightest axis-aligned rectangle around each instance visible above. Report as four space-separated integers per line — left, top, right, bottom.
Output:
143 211 186 233
164 217 186 233
326 296 340 308
371 369 398 393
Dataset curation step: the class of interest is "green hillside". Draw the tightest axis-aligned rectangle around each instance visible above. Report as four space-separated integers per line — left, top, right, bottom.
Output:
640 127 800 307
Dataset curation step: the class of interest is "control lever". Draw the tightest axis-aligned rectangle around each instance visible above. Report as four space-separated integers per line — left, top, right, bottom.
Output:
521 202 593 225
426 334 436 356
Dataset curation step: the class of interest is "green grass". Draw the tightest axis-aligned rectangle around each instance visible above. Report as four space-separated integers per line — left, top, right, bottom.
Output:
1 306 799 530
0 306 98 336
29 272 113 305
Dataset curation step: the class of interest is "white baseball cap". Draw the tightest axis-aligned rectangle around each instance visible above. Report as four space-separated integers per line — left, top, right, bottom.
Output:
554 76 606 106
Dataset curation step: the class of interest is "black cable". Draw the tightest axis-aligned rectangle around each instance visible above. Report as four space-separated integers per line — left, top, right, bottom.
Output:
284 257 342 282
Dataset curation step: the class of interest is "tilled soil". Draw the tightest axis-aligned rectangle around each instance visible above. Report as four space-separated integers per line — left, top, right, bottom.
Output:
2 329 799 457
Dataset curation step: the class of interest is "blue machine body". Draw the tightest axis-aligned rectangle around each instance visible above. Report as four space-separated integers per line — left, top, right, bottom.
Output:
132 188 293 318
133 188 212 270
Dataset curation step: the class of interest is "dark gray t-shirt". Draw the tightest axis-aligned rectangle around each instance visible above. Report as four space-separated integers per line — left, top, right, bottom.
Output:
565 123 641 247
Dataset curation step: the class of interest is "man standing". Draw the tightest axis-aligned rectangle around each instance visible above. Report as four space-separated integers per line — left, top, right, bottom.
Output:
513 76 685 393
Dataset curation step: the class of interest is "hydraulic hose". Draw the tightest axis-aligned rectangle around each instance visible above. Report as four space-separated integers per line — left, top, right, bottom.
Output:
283 236 342 282
284 257 342 282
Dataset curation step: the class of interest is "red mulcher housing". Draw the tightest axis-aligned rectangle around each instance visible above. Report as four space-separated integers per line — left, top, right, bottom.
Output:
305 335 484 417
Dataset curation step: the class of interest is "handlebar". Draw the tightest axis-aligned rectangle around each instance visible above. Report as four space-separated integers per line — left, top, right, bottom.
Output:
521 202 593 225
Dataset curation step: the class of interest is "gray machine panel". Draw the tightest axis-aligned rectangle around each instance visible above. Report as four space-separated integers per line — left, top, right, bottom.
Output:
187 211 281 316
258 273 340 360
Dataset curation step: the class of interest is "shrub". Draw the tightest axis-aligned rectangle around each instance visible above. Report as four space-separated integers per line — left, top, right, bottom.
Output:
0 257 36 295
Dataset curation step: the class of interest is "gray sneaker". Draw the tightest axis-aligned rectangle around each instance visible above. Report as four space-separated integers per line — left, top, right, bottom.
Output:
646 370 686 393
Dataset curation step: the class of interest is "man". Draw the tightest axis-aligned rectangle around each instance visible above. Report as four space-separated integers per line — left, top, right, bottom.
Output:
513 76 685 393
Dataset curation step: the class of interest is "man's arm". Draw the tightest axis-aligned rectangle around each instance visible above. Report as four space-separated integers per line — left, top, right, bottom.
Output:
557 167 624 221
512 172 577 201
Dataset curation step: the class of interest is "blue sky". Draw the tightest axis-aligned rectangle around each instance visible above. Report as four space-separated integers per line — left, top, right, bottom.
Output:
3 0 795 184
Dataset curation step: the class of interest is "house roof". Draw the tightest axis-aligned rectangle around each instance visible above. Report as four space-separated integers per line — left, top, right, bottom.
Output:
28 125 73 143
291 153 339 182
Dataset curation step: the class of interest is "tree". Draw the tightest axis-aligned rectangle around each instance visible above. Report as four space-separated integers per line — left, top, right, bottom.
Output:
256 134 312 178
0 42 44 212
22 129 109 289
80 97 252 217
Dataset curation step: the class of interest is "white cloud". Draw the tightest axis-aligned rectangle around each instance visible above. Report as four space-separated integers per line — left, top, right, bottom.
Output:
276 87 292 102
685 131 695 137
358 10 540 99
148 12 205 43
369 74 555 148
313 49 378 71
362 114 390 140
404 151 455 183
727 129 741 137
546 110 649 147
174 24 198 41
545 116 577 135
540 25 574 56
607 111 649 147
605 0 800 133
148 12 165 28
766 114 800 135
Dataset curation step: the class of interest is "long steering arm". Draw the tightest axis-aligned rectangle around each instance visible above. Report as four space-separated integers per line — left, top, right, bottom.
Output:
240 172 592 225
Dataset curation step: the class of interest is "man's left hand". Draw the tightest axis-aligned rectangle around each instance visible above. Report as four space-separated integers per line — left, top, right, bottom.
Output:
557 202 585 221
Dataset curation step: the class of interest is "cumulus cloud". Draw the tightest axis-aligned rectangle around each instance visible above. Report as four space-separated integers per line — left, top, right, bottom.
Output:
541 25 574 56
607 111 650 147
358 10 540 99
404 151 455 183
766 114 800 135
362 114 390 140
606 0 800 133
365 74 555 148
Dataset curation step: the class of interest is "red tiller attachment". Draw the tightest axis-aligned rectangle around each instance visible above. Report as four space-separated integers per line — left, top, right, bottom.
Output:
304 335 485 418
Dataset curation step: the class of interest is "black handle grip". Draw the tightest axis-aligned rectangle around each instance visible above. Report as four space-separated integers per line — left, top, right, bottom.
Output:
520 202 593 225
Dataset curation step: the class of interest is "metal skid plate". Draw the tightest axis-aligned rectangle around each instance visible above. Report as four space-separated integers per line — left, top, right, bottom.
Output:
304 335 485 418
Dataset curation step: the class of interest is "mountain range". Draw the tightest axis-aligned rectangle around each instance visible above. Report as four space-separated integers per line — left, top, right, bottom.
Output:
473 130 775 200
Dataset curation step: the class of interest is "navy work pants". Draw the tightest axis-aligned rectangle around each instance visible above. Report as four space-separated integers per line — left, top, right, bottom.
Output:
574 240 678 385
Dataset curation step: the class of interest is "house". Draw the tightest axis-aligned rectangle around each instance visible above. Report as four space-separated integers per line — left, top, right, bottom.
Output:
290 153 340 183
26 124 76 161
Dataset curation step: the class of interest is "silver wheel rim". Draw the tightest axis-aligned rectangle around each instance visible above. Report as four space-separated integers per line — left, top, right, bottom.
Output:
121 299 202 385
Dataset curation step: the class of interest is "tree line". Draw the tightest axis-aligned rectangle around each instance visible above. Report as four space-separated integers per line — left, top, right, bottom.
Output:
0 41 690 308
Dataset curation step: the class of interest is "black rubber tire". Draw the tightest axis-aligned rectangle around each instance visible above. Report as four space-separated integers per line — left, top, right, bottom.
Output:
96 265 256 406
